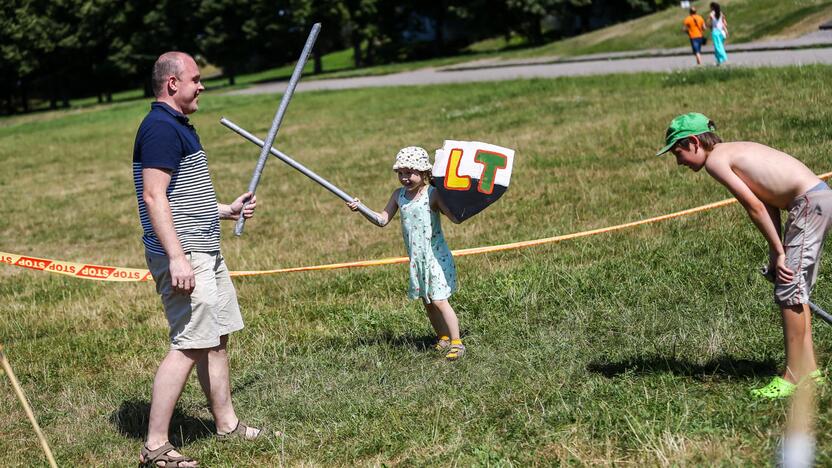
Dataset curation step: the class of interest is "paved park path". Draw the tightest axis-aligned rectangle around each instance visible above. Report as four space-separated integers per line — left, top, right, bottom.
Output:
231 31 832 96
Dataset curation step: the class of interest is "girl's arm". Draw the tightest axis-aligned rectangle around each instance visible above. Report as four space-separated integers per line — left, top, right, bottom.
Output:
347 189 399 227
430 189 461 224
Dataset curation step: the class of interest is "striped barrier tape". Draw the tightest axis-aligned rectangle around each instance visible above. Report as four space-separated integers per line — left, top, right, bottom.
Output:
0 252 153 282
2 170 830 282
0 197 739 282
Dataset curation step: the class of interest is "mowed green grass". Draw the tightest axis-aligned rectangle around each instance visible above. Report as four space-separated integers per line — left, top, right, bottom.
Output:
494 0 832 60
2 65 832 465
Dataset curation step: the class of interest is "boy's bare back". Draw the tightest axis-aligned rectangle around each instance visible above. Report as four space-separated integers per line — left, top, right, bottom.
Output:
706 142 821 208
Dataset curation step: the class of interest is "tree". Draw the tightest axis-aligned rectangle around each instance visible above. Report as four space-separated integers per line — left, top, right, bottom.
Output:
287 0 347 74
343 0 378 68
0 1 52 112
123 0 201 97
72 0 136 102
503 0 563 44
198 0 256 86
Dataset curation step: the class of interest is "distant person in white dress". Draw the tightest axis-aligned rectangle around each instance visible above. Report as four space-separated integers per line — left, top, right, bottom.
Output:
709 2 729 65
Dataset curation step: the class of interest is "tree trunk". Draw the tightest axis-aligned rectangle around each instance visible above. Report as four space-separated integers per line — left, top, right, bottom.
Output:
4 89 14 114
225 63 236 86
313 49 323 74
529 15 544 45
98 93 103 104
365 38 375 66
106 92 112 103
352 30 362 68
61 85 70 108
578 12 590 33
433 4 446 56
21 82 29 113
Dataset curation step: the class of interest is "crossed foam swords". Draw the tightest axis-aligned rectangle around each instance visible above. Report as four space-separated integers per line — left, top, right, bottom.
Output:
229 25 832 327
226 23 383 233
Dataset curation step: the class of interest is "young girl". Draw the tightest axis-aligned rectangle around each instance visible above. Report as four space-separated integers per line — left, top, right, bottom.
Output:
709 2 728 65
347 146 465 361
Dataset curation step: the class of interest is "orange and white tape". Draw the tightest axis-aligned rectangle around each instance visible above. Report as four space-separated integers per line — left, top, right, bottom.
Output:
3 170 830 282
0 252 153 282
0 196 739 282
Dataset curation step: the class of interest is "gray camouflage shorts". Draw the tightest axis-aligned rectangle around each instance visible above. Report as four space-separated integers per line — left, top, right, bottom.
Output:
775 185 832 306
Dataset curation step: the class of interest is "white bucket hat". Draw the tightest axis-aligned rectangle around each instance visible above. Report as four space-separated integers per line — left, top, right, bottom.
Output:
392 146 432 172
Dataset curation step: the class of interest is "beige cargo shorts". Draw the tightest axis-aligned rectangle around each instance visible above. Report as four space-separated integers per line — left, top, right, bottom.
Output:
146 251 244 349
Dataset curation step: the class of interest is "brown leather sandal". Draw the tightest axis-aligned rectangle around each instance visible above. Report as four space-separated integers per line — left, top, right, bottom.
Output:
216 420 273 440
139 442 197 467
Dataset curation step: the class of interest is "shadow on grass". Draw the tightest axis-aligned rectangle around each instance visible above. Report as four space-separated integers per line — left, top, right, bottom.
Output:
110 400 214 445
587 355 778 381
354 332 440 352
230 372 262 397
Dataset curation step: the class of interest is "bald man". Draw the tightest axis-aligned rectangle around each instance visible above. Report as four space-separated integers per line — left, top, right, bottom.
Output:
132 52 265 467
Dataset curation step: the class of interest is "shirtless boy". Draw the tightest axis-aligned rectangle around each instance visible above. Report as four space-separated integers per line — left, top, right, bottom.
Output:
657 112 830 399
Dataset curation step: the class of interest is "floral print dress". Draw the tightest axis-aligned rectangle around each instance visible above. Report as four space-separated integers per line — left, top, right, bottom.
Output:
399 186 457 302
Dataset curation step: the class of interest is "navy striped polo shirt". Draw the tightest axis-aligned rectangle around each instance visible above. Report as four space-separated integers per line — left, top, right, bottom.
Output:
133 102 220 255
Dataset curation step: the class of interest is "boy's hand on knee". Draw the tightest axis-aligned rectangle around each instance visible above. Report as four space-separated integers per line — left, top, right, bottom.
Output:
775 254 795 284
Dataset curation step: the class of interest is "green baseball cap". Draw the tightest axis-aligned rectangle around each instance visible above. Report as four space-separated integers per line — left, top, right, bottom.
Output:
656 112 715 156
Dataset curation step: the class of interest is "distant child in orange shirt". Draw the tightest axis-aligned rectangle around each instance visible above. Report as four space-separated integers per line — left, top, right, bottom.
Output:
682 6 707 65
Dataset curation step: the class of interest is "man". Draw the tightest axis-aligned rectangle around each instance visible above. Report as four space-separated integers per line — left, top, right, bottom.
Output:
682 6 707 65
133 51 264 467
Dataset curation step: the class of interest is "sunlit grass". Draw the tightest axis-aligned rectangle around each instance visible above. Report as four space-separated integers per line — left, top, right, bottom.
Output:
2 65 832 465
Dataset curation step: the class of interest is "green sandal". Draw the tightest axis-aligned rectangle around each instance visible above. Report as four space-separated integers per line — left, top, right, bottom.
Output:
809 369 826 386
751 376 796 399
751 370 827 400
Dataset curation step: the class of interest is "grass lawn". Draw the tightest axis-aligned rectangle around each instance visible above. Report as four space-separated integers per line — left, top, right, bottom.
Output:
492 0 832 60
2 65 832 465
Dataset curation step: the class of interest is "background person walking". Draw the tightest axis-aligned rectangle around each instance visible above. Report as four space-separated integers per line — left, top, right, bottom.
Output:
709 2 729 65
683 6 707 65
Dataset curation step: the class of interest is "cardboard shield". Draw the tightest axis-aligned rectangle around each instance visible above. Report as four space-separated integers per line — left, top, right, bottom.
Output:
432 140 514 222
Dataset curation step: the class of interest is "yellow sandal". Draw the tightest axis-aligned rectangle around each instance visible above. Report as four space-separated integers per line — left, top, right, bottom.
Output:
445 340 465 361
